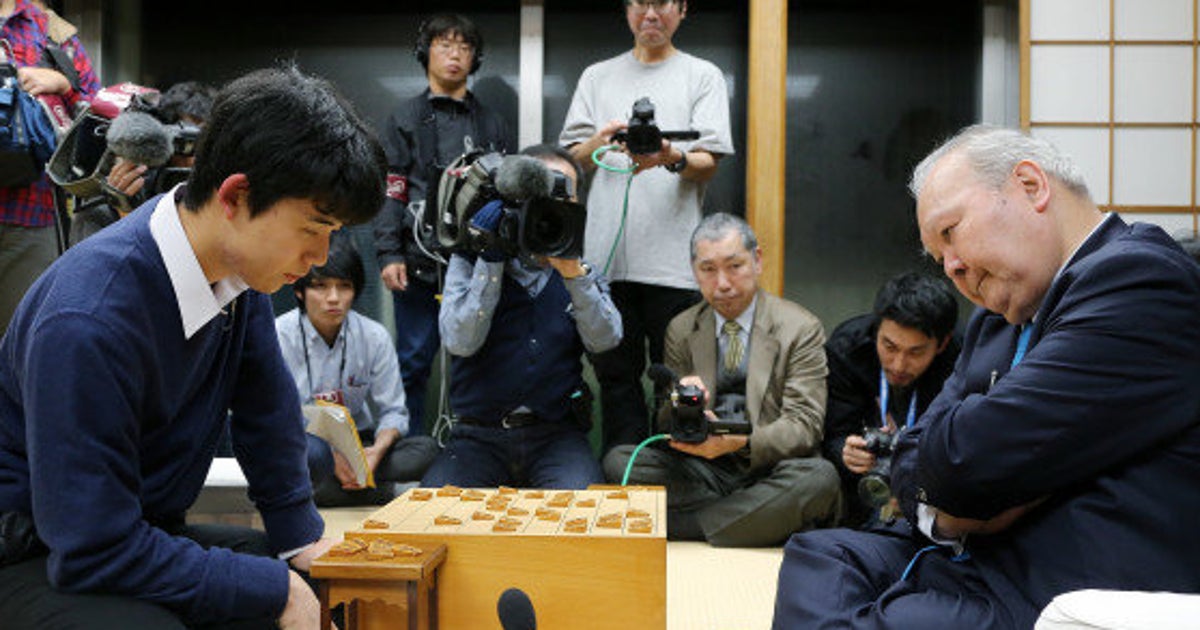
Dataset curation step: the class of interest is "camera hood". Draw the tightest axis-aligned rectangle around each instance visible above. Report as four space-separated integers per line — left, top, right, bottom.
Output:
434 149 502 250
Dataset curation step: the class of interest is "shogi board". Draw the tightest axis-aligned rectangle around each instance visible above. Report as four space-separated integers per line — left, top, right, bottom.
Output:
342 485 666 629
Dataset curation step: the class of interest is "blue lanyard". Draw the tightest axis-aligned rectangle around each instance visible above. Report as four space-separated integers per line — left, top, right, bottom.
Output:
878 369 918 430
1011 324 1033 368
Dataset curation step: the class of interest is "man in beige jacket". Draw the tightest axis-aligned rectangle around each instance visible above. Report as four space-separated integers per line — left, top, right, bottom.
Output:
604 212 841 547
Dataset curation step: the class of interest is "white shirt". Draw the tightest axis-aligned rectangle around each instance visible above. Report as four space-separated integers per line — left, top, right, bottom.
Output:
147 187 248 339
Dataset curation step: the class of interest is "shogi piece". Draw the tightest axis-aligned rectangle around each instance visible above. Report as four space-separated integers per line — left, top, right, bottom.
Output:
311 540 447 630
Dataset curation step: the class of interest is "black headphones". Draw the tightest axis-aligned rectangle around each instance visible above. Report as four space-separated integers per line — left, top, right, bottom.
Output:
414 17 483 75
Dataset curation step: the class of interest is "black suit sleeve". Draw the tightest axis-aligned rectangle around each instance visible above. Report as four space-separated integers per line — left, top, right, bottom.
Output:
899 246 1200 520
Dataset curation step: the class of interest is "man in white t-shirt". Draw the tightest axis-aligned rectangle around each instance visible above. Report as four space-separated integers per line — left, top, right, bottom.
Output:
559 0 734 456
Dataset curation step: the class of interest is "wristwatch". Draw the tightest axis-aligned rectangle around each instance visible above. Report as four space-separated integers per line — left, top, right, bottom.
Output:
664 150 689 174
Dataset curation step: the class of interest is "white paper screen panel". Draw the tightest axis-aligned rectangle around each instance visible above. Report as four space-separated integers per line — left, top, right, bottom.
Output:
1113 128 1192 206
1031 127 1111 202
1114 46 1192 123
1031 0 1109 40
1114 0 1193 41
1030 46 1109 122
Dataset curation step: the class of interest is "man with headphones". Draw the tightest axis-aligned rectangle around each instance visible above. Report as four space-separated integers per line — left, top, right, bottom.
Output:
276 231 439 507
373 13 511 437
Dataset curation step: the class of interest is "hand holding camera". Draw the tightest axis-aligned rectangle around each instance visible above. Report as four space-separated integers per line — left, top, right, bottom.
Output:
467 199 507 262
856 427 898 509
648 364 751 447
610 97 700 155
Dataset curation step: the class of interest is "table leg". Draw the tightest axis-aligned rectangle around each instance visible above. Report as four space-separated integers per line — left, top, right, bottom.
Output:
407 580 418 629
320 582 331 630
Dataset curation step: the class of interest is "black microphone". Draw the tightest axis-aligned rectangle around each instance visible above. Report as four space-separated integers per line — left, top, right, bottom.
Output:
497 587 536 630
647 363 679 393
495 154 555 202
105 110 174 167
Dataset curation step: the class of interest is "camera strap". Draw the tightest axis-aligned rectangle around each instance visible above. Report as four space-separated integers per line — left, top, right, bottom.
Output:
878 369 917 430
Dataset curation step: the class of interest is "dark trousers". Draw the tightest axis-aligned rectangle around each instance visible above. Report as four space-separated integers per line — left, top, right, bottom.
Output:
307 432 440 507
391 278 441 435
421 422 603 489
0 523 282 629
604 446 841 547
590 281 700 455
772 524 1026 629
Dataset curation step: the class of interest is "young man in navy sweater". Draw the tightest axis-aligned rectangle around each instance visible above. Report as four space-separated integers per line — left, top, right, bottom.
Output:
0 65 387 629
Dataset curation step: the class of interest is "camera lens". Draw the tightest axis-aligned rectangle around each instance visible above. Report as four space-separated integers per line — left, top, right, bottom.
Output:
857 474 892 508
529 212 564 248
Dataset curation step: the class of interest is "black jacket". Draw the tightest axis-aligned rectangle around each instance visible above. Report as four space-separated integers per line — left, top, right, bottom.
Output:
822 313 960 522
372 89 509 285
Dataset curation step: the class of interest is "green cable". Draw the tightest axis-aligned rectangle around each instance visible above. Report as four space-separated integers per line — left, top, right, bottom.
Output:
590 144 636 277
590 144 636 174
621 433 671 486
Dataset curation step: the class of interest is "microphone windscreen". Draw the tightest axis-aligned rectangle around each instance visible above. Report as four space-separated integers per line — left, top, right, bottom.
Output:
495 155 555 202
106 110 173 167
497 587 536 630
646 363 678 390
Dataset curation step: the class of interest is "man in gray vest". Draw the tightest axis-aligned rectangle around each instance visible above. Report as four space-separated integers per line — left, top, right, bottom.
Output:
604 212 841 547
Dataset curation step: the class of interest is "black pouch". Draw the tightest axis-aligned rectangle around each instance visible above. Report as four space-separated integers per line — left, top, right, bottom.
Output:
0 511 47 567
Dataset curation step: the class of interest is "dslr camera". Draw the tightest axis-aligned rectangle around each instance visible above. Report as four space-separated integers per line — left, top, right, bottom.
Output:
651 364 752 444
428 149 587 260
857 428 897 509
611 97 700 155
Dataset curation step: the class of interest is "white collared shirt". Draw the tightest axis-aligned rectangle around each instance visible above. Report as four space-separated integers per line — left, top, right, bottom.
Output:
148 186 249 339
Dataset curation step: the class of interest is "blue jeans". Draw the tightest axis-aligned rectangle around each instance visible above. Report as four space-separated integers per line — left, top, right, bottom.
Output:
391 278 441 435
421 422 603 489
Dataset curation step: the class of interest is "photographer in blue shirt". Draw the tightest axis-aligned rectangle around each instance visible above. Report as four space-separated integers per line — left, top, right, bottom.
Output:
422 144 622 489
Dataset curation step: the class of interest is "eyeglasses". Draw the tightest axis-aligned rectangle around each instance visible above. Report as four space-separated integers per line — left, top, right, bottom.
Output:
431 39 474 56
626 0 678 14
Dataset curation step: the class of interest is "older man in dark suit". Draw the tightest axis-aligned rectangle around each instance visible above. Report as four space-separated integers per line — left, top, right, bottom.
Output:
773 125 1200 629
603 212 841 547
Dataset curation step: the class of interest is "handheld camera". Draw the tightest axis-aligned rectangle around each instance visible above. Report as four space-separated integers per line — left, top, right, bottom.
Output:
857 428 897 509
610 97 700 155
429 150 587 260
648 364 752 444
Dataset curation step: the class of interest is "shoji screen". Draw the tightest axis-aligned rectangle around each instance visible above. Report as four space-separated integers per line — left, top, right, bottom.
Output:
1023 0 1199 236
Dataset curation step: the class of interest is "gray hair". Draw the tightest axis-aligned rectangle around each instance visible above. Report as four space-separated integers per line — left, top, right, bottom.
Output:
690 212 758 261
909 124 1091 200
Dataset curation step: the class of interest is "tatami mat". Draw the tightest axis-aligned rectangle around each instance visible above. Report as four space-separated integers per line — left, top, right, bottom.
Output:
320 507 783 629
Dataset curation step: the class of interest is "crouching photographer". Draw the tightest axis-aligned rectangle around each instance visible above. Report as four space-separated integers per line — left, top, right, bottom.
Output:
49 81 214 246
420 143 622 490
602 212 842 548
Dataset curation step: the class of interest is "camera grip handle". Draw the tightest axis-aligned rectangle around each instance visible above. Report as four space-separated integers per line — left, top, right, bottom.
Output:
660 130 701 142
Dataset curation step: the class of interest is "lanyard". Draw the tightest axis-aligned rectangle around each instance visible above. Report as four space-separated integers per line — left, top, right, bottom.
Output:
878 369 918 430
300 316 348 396
1011 324 1033 368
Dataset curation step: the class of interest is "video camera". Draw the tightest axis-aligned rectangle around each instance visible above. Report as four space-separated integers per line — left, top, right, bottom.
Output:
48 83 201 212
648 364 751 444
428 149 587 260
857 428 897 509
610 97 700 155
